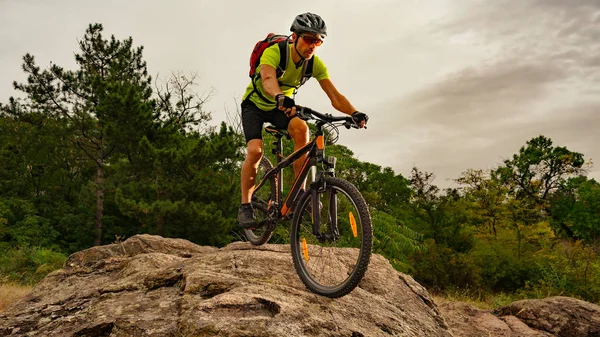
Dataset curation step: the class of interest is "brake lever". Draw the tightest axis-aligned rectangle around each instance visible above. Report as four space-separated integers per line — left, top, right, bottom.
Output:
344 120 367 130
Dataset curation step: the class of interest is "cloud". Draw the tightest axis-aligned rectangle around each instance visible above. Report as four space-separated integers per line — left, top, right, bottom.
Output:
407 60 566 126
357 0 600 187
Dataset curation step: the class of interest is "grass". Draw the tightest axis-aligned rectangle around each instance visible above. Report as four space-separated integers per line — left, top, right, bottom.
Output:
432 287 521 310
0 282 33 312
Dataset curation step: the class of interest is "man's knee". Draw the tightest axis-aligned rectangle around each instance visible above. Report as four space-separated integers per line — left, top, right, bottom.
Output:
245 139 263 163
288 118 309 142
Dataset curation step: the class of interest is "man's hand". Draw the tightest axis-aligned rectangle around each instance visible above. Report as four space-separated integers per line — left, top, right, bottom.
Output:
276 94 296 117
351 111 369 128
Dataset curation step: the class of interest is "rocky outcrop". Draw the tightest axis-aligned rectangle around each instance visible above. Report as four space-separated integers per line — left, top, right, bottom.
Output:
0 234 452 337
494 297 600 336
440 297 600 337
3 234 599 336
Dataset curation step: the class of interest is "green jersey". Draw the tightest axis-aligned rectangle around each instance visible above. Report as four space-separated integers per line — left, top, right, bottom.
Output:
243 43 329 111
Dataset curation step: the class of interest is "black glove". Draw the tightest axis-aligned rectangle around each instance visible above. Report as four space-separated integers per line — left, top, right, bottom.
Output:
352 111 369 124
275 94 295 111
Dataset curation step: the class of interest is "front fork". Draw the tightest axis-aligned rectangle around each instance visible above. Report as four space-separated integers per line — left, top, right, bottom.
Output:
309 156 339 241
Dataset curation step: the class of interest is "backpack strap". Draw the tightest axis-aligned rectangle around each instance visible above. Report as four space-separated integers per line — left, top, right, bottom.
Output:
300 57 314 86
276 39 289 78
249 38 291 104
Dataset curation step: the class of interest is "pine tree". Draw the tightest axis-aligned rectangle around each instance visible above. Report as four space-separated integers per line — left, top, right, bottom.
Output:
5 23 155 245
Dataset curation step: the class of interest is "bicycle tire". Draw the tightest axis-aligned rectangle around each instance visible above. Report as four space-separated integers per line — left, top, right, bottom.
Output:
245 156 278 246
290 177 373 298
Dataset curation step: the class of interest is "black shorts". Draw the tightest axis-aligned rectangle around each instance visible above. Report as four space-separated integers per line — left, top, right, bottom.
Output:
241 99 294 143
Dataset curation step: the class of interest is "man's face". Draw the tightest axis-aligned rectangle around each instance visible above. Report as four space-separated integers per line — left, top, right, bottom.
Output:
294 32 324 59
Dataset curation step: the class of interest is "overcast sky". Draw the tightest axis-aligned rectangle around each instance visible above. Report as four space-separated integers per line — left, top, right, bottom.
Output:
1 0 598 188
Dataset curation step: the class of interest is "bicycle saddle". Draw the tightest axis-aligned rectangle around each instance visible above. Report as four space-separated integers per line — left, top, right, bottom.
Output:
264 124 291 139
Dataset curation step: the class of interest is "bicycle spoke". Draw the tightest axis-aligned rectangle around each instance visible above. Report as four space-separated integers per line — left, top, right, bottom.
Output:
291 177 372 297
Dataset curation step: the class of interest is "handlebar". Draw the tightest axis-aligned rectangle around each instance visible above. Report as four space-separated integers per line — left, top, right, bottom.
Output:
296 105 363 129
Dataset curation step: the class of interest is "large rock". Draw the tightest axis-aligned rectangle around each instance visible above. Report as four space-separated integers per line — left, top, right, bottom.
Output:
440 297 600 337
0 234 452 337
494 297 600 336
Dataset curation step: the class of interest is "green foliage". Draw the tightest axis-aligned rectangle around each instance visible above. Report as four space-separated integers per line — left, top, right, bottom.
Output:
493 135 585 205
114 123 244 247
1 23 241 251
409 167 474 252
372 210 423 272
407 135 596 303
4 23 158 246
549 177 600 242
328 144 411 212
0 246 66 285
0 198 60 249
469 228 544 292
455 169 507 238
518 240 600 303
410 239 481 291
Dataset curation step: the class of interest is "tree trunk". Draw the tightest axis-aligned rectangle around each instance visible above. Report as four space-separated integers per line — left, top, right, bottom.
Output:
94 149 104 246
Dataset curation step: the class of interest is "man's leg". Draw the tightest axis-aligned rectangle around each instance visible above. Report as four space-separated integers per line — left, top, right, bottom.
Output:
287 117 310 189
238 139 263 228
238 100 266 228
240 139 264 204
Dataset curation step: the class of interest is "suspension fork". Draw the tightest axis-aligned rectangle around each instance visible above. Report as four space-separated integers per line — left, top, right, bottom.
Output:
310 179 321 237
309 169 339 240
309 171 338 239
329 188 339 239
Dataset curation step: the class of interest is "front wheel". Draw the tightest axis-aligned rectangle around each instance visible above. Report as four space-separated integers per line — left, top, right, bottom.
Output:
290 177 372 298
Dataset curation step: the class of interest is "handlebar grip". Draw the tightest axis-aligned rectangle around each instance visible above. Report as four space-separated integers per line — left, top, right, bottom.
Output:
295 105 312 121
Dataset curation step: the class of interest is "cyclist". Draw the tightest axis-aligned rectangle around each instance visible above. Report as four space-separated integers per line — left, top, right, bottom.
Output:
238 12 369 228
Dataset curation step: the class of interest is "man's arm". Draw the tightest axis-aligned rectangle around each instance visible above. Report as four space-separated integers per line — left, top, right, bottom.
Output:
259 65 283 99
260 65 296 115
318 78 357 115
319 78 368 128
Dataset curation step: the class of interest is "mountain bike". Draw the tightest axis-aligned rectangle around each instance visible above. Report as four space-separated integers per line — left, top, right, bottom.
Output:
244 106 373 298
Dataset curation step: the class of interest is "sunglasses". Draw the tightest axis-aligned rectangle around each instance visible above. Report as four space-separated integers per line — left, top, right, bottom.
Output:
301 35 324 46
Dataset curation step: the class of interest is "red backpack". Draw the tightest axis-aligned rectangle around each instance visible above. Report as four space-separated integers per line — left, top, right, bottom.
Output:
248 33 314 102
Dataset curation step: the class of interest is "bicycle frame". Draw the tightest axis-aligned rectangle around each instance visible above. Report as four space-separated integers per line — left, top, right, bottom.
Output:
253 123 331 220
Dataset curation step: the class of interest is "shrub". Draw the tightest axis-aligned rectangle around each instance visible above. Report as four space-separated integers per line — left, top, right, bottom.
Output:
0 246 66 285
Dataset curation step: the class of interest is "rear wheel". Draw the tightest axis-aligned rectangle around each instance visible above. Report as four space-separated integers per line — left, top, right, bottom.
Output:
245 156 278 246
290 177 372 298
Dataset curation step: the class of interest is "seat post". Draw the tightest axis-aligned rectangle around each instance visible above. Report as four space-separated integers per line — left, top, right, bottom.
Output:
271 134 283 165
273 135 283 203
